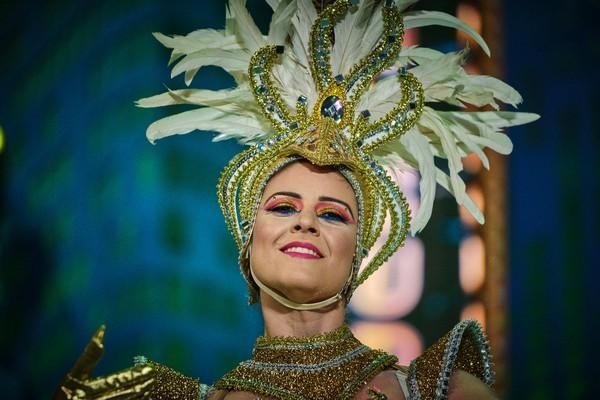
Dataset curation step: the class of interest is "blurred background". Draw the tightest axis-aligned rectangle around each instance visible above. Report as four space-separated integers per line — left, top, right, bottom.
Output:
1 0 598 398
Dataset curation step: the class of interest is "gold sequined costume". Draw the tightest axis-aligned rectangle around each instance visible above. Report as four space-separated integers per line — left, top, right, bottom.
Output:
56 0 536 398
55 320 493 399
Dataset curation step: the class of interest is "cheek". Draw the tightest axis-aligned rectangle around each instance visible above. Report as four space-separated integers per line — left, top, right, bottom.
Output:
330 229 357 271
250 216 285 266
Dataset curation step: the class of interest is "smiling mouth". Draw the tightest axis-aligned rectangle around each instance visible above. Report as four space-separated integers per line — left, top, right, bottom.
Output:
280 242 323 259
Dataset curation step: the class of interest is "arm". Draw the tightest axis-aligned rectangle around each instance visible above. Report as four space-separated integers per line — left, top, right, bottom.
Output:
54 325 202 400
54 325 156 400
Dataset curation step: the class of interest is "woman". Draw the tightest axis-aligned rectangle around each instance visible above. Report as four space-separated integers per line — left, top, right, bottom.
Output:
55 0 538 398
55 161 497 399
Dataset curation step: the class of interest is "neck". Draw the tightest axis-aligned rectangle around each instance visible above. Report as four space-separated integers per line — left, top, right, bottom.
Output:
259 290 346 337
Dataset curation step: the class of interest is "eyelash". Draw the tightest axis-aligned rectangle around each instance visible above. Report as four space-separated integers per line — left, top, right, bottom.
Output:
317 208 348 223
266 203 348 224
268 203 298 215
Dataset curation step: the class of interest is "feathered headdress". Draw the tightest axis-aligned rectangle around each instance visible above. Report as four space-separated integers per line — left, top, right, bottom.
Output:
137 0 538 306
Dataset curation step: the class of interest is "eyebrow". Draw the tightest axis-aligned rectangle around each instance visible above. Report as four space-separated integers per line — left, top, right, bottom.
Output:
319 196 355 219
265 191 355 219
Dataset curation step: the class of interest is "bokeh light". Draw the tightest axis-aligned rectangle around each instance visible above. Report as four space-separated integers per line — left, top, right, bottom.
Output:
351 321 423 365
460 300 486 329
459 234 485 294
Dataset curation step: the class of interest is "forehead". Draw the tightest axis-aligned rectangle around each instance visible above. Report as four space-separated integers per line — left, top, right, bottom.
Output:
262 162 357 205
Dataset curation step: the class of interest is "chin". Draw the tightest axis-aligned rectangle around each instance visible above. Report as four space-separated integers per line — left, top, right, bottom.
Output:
279 279 339 304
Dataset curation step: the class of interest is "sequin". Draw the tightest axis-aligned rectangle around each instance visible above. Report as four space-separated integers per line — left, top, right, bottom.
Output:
215 325 398 400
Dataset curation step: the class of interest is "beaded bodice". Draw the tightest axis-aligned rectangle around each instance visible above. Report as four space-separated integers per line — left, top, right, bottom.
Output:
124 320 493 400
214 324 398 400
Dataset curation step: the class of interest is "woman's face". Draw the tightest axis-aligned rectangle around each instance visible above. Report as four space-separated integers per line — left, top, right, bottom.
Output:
250 162 358 304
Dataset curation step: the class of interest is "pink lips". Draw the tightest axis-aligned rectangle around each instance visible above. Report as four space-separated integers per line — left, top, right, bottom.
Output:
280 241 323 259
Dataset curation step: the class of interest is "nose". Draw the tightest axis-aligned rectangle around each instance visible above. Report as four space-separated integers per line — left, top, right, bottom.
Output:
292 210 319 235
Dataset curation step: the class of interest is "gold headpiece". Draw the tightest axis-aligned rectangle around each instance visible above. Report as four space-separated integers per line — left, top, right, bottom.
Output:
138 0 539 305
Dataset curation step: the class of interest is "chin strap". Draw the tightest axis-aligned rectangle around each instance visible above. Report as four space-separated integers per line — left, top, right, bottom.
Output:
249 264 343 311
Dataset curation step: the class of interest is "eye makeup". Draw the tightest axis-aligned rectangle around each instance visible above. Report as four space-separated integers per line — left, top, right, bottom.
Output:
315 202 355 224
264 195 303 213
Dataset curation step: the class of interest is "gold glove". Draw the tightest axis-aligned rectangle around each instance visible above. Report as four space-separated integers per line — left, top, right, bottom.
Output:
53 325 155 400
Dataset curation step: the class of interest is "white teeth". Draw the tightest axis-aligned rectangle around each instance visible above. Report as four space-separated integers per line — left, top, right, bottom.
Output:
284 246 319 257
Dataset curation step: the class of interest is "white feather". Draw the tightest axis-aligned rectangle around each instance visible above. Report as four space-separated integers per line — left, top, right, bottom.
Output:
268 0 296 44
290 0 317 68
356 74 403 120
435 168 484 223
403 10 491 56
331 0 376 76
227 0 266 53
399 129 437 234
137 85 254 108
419 109 465 199
146 105 269 145
170 48 250 80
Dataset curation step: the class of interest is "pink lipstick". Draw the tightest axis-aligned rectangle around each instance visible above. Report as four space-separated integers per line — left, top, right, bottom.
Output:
280 241 323 259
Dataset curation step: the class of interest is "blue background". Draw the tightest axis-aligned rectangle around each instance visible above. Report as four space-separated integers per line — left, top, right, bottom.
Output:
0 0 598 398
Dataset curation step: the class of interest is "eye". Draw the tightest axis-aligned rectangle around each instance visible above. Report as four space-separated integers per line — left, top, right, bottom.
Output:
317 209 347 223
267 203 298 216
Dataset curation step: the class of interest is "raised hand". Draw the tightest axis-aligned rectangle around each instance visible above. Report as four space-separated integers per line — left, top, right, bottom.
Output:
53 325 156 400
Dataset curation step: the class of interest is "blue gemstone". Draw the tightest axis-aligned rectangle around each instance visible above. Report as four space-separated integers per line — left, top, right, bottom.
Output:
297 95 307 105
320 18 330 28
320 95 344 122
334 74 344 84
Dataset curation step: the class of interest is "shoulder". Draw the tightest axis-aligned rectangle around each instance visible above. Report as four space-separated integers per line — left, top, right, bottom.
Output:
406 320 496 400
447 369 498 400
351 369 406 400
132 358 207 400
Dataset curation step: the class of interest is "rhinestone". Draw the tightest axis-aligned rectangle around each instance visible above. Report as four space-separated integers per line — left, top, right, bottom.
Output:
334 74 344 84
253 65 264 74
289 122 299 130
384 0 394 7
398 66 407 76
297 95 307 105
360 109 371 118
133 355 148 365
320 18 330 28
257 85 267 94
320 95 344 123
275 45 284 54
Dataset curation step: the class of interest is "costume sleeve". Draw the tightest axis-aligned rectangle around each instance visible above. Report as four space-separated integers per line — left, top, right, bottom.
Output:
134 357 211 400
406 320 494 400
